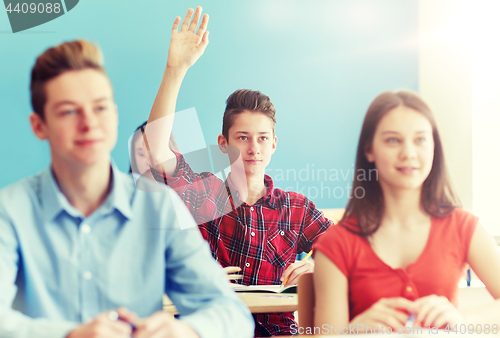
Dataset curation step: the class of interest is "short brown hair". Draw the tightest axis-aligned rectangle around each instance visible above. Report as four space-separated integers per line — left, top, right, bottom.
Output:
342 90 459 237
30 39 107 119
222 89 277 140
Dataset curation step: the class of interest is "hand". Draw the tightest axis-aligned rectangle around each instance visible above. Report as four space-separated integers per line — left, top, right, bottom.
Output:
66 309 136 338
167 7 209 70
350 297 416 331
280 259 314 287
133 311 199 338
414 295 464 328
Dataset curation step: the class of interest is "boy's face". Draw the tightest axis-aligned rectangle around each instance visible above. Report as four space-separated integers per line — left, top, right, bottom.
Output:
219 110 277 176
30 69 118 168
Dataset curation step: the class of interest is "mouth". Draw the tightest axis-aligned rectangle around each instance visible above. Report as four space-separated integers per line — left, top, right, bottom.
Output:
75 139 101 146
396 166 419 175
245 159 262 164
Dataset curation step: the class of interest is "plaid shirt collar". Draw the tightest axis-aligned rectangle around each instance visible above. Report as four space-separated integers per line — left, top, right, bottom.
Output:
225 173 277 209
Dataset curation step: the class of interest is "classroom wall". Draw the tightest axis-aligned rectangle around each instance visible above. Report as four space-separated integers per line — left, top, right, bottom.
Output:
0 0 419 209
418 0 473 211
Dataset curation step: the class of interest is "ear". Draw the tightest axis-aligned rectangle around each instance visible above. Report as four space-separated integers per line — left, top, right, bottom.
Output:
271 135 278 154
218 134 228 154
364 144 375 163
29 113 49 141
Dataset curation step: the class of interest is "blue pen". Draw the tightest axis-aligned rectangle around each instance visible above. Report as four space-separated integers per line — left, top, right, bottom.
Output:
405 313 416 329
109 311 137 331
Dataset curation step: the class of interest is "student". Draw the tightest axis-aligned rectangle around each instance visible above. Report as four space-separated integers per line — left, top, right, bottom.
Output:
142 7 332 336
129 121 179 180
0 39 254 338
313 91 500 332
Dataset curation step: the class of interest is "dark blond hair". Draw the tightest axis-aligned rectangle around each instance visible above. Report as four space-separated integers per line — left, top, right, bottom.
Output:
222 89 277 140
30 39 107 119
343 90 459 236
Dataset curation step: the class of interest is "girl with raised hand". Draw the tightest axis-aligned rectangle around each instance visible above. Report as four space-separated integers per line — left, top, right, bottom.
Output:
313 91 500 333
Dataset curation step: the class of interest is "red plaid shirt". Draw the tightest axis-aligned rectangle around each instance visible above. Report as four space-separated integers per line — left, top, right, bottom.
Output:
151 152 332 336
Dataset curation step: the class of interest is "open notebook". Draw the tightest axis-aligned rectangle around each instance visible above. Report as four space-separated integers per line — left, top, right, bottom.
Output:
230 284 297 294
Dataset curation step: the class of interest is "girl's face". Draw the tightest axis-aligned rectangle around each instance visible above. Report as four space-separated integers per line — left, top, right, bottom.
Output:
133 135 150 175
365 105 434 192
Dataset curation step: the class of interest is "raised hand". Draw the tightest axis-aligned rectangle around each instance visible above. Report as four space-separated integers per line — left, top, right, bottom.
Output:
414 295 464 328
167 7 209 70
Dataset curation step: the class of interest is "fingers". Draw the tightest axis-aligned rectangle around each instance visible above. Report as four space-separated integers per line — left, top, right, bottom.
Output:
284 262 314 286
196 14 209 38
115 307 139 325
180 8 194 32
415 295 458 328
381 297 417 314
135 312 174 338
372 299 411 328
188 6 203 33
171 16 181 34
223 266 241 274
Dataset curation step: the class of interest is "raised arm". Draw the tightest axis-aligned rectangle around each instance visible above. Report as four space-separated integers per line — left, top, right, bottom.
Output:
145 7 209 176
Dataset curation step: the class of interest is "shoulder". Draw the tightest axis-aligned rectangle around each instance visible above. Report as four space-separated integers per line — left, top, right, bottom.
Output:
436 208 479 239
435 208 478 232
0 170 44 215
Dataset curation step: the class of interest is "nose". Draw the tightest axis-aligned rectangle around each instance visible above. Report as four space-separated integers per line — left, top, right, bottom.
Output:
247 138 259 155
79 106 99 131
400 140 417 160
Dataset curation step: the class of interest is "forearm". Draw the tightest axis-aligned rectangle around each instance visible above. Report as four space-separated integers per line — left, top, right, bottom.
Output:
0 308 77 338
145 66 187 175
181 299 254 338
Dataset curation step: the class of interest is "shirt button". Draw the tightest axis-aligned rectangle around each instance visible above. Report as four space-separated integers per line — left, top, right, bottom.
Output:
245 262 250 268
280 231 285 236
250 207 254 211
83 271 93 280
406 286 413 293
81 224 91 234
251 231 255 237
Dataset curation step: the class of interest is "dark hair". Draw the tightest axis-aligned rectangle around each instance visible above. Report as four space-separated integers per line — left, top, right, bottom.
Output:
30 39 107 120
342 90 459 236
129 121 179 173
222 89 276 141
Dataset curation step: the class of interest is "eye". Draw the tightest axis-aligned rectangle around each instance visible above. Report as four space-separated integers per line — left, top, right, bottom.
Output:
238 136 248 141
60 109 76 116
95 105 108 113
259 136 268 141
416 137 426 144
386 137 400 144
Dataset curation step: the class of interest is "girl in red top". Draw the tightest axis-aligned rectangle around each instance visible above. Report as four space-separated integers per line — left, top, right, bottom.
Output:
314 91 500 332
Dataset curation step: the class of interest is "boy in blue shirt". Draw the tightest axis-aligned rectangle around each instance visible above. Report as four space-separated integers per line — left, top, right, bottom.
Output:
0 38 253 338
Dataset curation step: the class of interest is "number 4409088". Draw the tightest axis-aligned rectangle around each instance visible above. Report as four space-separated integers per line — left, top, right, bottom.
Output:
5 3 61 14
444 324 498 334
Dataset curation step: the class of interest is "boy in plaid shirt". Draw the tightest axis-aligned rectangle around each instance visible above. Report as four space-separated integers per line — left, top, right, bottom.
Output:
141 7 333 336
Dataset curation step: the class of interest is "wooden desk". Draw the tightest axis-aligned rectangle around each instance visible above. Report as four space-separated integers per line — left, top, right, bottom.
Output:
163 293 298 314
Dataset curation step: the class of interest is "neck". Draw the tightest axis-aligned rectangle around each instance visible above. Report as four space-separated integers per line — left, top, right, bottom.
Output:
229 164 266 206
51 156 112 217
380 184 428 227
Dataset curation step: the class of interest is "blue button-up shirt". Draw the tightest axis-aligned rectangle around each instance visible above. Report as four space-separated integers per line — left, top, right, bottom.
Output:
0 164 254 338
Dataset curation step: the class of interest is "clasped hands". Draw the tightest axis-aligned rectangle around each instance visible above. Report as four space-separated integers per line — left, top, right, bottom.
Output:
351 295 465 331
66 307 199 338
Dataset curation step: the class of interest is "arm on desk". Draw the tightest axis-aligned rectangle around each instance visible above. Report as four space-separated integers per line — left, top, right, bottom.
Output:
162 191 254 338
460 223 500 325
313 251 414 332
